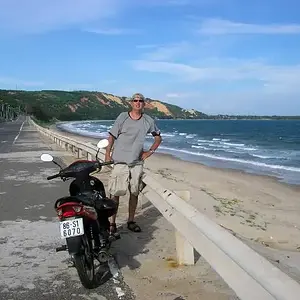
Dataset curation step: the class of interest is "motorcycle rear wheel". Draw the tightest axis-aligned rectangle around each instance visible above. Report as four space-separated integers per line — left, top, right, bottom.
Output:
73 236 95 289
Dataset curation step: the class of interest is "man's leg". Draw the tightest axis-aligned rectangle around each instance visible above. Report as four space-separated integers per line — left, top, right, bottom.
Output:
127 164 143 232
128 193 138 223
107 164 129 233
109 195 119 234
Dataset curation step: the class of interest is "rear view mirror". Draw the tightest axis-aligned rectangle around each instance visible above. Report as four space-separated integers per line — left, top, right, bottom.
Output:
41 153 54 162
97 139 109 149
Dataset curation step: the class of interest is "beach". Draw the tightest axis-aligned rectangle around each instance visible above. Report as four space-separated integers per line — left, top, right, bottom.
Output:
148 152 300 250
52 123 300 251
48 123 300 298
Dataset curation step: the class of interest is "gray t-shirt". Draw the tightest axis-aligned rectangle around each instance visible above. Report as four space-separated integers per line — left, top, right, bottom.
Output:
109 112 161 165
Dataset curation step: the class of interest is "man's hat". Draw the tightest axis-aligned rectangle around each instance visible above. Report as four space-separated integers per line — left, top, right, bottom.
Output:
128 93 145 101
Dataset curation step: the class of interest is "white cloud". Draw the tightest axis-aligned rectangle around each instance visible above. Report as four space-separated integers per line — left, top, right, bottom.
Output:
165 92 199 100
131 58 300 95
59 83 95 91
166 93 181 98
132 60 200 80
198 18 300 35
84 27 139 35
0 0 118 34
136 39 239 65
129 18 300 114
145 87 299 115
186 90 300 115
0 76 44 87
141 42 192 61
136 44 158 49
0 0 196 35
102 79 118 85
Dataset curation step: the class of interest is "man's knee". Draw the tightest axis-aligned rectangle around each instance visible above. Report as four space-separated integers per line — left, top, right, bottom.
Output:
129 165 144 196
108 164 129 197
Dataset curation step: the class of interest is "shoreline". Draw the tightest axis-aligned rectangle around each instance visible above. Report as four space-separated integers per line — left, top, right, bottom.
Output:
154 151 300 192
55 123 300 190
51 123 300 252
47 121 300 287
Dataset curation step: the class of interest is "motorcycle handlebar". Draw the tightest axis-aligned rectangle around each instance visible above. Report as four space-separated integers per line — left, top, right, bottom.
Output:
46 160 114 180
47 173 61 180
100 160 114 166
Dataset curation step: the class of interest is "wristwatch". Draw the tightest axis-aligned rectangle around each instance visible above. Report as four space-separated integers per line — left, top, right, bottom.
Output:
149 149 155 153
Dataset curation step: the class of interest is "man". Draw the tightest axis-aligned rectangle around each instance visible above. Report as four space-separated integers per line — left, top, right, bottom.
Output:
105 93 162 233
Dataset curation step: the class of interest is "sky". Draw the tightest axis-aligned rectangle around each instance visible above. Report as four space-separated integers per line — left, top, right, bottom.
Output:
0 0 300 115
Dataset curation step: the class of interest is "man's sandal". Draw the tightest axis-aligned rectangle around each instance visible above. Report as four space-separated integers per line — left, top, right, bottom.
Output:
127 221 141 232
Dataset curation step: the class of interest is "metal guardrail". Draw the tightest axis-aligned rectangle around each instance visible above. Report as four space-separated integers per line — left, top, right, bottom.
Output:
30 117 300 300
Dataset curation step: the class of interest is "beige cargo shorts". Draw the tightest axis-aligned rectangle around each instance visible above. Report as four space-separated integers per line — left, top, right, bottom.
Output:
107 163 144 197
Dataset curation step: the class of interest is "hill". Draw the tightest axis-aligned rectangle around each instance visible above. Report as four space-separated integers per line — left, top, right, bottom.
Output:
0 89 208 122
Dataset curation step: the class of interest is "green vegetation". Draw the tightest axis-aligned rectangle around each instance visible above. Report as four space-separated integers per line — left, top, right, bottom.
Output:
0 102 20 121
0 89 208 122
0 89 299 123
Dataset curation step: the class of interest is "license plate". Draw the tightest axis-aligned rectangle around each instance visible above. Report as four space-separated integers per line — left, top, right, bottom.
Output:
60 218 84 239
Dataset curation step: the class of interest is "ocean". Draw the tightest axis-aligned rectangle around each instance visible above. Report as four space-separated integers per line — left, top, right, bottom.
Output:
57 119 300 186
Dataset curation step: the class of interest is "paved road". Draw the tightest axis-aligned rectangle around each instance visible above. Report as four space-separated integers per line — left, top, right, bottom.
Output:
0 117 135 300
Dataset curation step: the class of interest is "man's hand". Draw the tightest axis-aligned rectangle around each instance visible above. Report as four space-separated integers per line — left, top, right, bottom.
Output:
141 151 153 161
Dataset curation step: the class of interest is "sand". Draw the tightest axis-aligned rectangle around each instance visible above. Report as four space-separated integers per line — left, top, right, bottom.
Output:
45 124 300 299
147 153 300 250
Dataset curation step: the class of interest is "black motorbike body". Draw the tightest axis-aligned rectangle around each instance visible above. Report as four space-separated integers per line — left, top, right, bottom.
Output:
47 158 118 289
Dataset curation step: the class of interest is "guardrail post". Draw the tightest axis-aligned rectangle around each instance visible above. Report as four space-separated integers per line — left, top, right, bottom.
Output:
174 190 195 266
78 149 83 158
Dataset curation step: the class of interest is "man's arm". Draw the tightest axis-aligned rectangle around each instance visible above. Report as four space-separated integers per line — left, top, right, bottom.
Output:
105 112 125 161
105 134 115 162
141 134 162 160
149 135 162 153
141 116 162 161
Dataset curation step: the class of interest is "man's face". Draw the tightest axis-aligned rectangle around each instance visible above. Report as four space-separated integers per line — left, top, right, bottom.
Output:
131 95 145 111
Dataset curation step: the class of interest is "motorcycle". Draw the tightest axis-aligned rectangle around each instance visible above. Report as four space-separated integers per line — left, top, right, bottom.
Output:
40 139 119 289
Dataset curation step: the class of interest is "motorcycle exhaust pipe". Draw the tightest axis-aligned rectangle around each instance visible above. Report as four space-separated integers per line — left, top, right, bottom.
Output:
97 250 109 263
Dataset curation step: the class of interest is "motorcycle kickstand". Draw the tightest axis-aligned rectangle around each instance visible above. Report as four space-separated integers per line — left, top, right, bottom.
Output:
66 256 76 268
